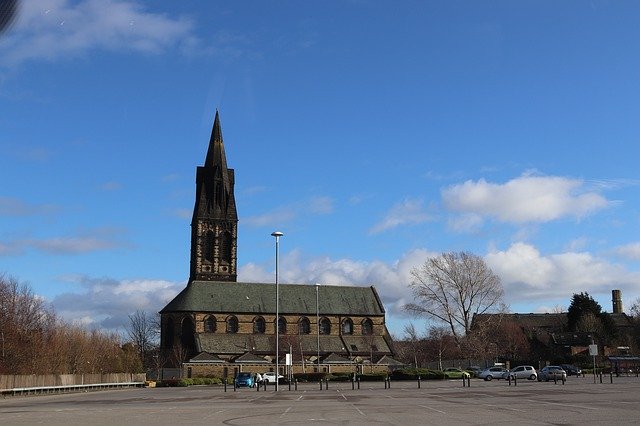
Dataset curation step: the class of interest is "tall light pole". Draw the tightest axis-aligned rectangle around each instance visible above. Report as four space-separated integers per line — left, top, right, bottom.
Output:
271 231 283 391
316 283 320 372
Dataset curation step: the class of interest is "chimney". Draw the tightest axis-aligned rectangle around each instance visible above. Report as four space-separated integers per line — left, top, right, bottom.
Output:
612 289 623 314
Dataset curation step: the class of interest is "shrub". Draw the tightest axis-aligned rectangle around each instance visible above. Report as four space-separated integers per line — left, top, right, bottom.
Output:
390 368 444 380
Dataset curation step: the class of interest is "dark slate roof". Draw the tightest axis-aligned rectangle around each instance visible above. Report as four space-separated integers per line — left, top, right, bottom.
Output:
188 352 225 363
161 281 385 316
323 353 352 364
233 352 270 364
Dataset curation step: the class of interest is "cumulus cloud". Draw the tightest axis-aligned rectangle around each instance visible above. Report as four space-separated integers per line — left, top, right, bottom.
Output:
442 173 610 225
52 275 183 330
0 0 197 67
485 242 640 302
238 248 438 318
369 198 434 234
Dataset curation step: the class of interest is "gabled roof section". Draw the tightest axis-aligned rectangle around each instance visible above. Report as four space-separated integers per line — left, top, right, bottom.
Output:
161 281 386 316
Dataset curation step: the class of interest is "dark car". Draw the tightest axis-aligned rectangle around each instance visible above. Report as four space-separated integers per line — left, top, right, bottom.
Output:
234 372 255 388
560 364 582 376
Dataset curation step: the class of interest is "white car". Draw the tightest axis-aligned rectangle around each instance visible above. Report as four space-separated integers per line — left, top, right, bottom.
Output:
478 366 508 381
261 372 284 384
502 365 537 381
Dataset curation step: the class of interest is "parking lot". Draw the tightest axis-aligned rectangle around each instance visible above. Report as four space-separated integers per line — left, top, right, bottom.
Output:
2 376 640 425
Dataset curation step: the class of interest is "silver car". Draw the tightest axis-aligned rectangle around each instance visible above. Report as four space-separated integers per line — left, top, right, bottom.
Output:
478 366 508 381
538 366 567 382
502 365 537 380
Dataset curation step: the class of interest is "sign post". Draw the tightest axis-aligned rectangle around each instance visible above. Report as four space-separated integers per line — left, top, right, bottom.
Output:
589 344 598 384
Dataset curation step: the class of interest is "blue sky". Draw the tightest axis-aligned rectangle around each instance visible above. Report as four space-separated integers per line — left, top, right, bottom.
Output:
1 0 639 337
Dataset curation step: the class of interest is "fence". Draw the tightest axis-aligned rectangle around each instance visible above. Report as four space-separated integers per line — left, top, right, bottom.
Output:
1 373 146 396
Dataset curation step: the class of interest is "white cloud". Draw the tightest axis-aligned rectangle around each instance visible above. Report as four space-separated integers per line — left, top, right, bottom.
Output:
0 227 128 256
0 196 59 216
244 196 334 227
369 198 433 234
238 247 437 318
52 275 183 331
485 242 640 302
442 173 610 225
0 0 196 67
614 242 640 260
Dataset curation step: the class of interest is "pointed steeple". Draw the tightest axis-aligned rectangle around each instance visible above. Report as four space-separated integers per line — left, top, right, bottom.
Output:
190 111 238 282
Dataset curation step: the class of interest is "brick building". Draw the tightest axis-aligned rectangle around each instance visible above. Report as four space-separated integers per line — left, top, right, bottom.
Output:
159 112 395 378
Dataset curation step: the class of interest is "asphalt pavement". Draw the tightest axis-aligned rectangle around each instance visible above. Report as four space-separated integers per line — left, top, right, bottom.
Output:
2 376 639 425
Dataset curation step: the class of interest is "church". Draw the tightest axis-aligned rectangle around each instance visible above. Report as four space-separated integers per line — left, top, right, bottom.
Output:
160 112 396 378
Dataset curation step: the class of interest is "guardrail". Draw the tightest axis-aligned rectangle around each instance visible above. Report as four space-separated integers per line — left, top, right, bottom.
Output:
1 381 145 397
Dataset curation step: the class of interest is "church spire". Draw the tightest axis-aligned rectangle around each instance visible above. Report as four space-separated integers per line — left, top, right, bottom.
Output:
190 111 238 282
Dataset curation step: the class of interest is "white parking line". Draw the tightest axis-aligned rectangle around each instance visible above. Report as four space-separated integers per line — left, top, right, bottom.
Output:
526 399 597 410
350 403 366 416
280 406 292 418
418 404 446 414
483 404 525 413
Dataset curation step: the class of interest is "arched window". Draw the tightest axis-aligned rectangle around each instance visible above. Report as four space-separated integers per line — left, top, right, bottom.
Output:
220 230 232 264
164 317 174 348
204 315 216 333
180 316 195 349
362 318 373 335
298 317 311 334
226 315 238 334
254 316 266 334
341 318 354 335
319 317 331 335
204 230 215 262
277 316 287 334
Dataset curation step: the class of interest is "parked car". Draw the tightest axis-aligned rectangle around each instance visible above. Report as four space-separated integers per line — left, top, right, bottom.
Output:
560 364 582 376
478 366 508 381
442 367 470 379
465 366 483 377
262 372 284 384
234 372 255 388
538 366 567 382
502 365 537 381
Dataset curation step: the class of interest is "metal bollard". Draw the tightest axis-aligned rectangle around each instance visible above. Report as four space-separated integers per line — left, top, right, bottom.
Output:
384 378 388 389
610 372 613 384
295 379 298 391
224 378 227 392
554 375 557 384
352 377 355 390
418 376 421 389
319 380 323 391
264 380 267 391
388 377 391 389
467 376 471 387
562 376 566 385
256 381 259 392
288 380 291 391
599 372 603 384
357 376 360 390
462 376 466 387
326 379 329 390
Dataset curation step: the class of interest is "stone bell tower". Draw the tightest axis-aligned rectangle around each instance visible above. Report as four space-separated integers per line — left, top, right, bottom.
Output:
189 111 238 282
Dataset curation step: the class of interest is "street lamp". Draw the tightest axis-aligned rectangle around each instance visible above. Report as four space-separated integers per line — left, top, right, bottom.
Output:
271 231 283 391
316 283 320 372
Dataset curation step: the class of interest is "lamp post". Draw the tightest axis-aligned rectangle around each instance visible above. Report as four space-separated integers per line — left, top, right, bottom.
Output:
316 283 320 372
271 231 283 391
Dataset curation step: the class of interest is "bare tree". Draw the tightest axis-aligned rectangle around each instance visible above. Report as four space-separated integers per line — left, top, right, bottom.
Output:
125 310 159 371
404 252 504 348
